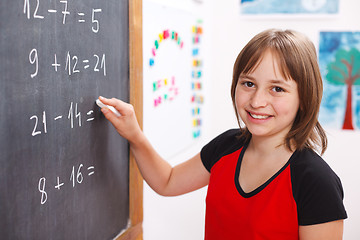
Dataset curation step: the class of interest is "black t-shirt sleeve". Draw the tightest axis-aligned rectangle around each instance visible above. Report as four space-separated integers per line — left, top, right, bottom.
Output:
291 149 347 225
200 129 244 172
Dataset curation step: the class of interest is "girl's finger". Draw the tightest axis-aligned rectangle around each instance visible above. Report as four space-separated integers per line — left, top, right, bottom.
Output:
99 96 129 116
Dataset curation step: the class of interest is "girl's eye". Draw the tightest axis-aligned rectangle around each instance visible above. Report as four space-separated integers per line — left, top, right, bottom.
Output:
273 86 284 92
242 81 254 88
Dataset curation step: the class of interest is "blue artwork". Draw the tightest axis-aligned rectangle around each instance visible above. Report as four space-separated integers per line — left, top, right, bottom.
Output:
319 32 360 130
240 0 339 14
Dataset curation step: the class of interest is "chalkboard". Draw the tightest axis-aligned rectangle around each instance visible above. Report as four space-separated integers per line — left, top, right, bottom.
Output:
0 0 142 239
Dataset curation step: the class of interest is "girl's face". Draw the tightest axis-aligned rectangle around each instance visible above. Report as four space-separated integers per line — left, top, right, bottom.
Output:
235 51 300 142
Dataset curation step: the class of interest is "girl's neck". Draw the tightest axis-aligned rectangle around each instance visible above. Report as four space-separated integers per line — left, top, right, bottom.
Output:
247 134 293 158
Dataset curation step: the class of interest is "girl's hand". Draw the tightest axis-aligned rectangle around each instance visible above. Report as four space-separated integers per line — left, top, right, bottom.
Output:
98 96 143 144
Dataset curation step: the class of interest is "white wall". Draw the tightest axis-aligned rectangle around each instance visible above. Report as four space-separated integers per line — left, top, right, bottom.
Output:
142 1 212 239
323 130 360 239
143 0 360 239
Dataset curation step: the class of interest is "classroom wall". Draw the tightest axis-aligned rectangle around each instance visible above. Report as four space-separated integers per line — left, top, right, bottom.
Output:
142 2 211 239
142 0 360 239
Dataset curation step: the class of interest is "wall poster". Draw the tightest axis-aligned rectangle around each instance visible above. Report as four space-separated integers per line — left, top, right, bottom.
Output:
319 31 360 130
240 0 339 15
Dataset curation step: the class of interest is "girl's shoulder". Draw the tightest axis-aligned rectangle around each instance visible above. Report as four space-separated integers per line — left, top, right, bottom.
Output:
290 148 347 225
290 148 339 183
200 129 246 172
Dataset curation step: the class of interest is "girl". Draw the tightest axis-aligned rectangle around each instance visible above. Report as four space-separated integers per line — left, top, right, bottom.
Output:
99 29 347 239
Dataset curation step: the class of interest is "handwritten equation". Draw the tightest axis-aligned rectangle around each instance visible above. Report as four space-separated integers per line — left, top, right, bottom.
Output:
29 49 106 78
30 101 96 137
22 0 113 207
38 163 96 205
23 0 102 33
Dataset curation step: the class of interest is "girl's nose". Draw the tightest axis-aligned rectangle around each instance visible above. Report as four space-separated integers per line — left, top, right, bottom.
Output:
250 89 268 108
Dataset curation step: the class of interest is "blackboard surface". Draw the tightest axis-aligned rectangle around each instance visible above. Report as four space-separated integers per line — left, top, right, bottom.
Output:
0 1 130 239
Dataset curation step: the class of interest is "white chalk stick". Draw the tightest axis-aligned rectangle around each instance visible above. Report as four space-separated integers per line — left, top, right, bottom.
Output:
96 99 121 117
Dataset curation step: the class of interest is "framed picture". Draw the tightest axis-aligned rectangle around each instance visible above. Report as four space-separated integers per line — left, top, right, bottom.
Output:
319 31 360 130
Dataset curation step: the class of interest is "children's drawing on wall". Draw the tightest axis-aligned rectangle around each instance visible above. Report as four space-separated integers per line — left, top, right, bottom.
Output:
240 0 339 15
143 1 204 159
319 31 360 130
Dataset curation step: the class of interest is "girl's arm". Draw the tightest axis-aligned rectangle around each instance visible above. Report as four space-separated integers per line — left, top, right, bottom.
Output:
299 220 344 240
98 96 210 196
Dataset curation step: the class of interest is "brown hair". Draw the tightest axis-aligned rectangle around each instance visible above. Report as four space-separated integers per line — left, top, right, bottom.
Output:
231 29 327 154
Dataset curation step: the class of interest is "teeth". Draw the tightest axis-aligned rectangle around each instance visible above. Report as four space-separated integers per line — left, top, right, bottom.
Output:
250 113 269 119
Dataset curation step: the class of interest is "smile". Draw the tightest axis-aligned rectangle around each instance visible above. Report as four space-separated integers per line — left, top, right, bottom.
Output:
248 112 271 120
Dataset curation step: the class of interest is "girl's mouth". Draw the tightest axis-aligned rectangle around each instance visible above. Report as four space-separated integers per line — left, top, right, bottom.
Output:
248 112 272 120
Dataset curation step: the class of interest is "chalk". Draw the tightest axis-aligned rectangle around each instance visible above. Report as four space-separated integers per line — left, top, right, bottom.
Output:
96 99 121 117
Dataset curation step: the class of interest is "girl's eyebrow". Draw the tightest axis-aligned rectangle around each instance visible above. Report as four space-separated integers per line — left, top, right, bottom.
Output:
240 74 289 83
269 79 292 87
240 74 292 87
239 74 254 80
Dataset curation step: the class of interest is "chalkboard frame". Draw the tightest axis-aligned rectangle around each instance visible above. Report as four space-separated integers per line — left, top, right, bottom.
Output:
116 0 143 239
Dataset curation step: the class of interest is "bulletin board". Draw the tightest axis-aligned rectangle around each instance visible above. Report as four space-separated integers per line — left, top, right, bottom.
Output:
143 1 204 159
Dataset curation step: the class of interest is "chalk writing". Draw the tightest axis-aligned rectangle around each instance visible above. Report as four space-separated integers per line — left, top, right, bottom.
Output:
30 102 96 137
29 49 39 78
38 164 96 204
23 0 102 33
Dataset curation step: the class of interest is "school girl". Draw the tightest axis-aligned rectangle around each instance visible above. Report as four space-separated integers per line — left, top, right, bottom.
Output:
98 29 347 239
